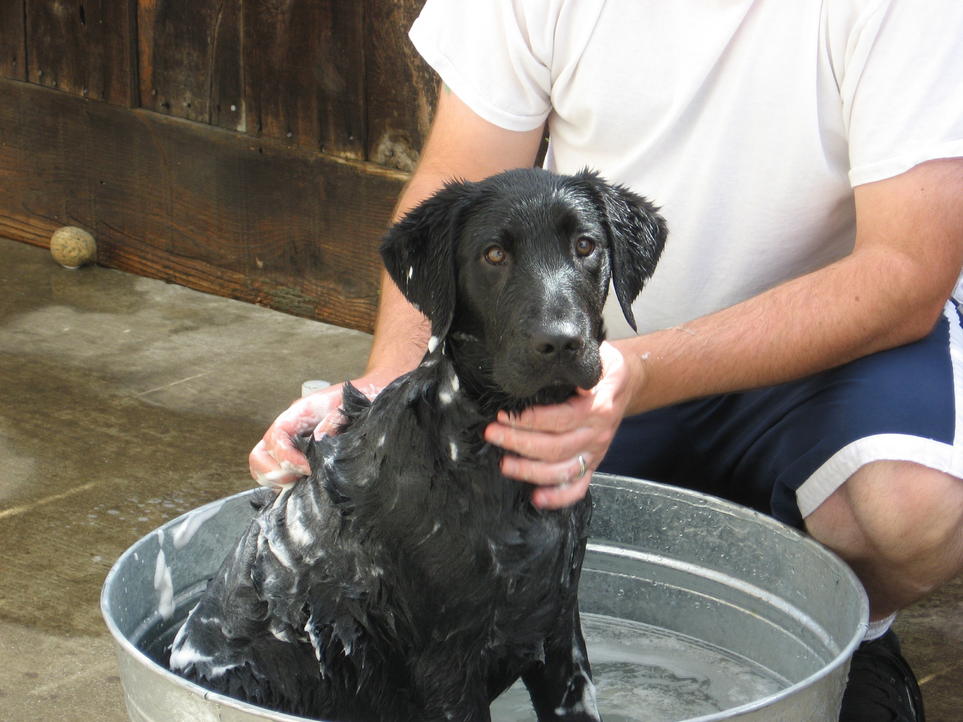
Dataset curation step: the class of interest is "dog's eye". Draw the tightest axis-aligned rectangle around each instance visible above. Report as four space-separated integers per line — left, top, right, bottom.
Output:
484 245 508 265
575 238 596 257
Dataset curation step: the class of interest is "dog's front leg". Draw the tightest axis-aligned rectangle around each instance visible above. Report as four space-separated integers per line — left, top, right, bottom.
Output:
521 605 601 722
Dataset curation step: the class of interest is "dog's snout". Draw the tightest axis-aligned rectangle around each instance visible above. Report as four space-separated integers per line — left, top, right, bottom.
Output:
532 325 585 359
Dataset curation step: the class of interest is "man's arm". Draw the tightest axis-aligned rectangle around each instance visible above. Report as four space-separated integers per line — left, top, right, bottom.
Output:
625 158 963 412
488 158 963 508
249 87 544 483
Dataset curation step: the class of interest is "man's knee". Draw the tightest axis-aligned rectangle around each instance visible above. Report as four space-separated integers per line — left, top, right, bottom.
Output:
806 461 963 585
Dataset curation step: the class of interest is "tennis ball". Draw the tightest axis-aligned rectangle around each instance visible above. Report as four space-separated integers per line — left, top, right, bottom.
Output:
50 226 97 269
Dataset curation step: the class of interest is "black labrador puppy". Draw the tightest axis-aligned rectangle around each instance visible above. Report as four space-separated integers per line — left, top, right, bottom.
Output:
169 168 666 721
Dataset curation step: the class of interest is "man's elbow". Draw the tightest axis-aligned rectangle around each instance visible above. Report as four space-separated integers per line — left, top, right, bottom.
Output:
897 287 955 344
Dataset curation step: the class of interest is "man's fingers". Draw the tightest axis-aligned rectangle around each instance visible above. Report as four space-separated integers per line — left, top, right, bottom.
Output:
484 421 594 463
500 450 596 508
249 439 308 487
248 376 390 486
529 471 594 509
313 408 347 440
496 396 585 433
500 452 592 487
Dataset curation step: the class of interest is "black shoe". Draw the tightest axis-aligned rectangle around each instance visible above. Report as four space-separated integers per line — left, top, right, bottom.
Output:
839 630 924 721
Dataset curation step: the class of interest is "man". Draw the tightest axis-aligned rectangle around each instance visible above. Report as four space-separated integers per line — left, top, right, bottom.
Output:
251 2 963 719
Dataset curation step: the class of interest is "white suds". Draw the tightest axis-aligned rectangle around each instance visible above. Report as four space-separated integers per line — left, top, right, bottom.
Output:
153 549 174 621
427 336 440 353
271 483 293 510
172 499 225 549
270 620 296 643
258 517 298 571
439 369 459 405
286 496 314 547
169 632 211 670
169 632 239 678
449 441 459 461
269 535 297 571
305 617 323 662
257 460 307 488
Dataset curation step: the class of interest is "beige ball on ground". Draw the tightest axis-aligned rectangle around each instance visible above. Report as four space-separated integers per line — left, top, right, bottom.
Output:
50 226 97 269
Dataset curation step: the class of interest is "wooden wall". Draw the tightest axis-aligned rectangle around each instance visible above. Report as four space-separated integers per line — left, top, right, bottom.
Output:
0 0 437 332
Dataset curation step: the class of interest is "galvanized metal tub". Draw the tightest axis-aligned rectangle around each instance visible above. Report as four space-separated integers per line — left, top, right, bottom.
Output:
102 473 867 721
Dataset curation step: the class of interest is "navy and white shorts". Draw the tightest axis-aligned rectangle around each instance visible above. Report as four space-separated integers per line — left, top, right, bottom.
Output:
598 300 963 528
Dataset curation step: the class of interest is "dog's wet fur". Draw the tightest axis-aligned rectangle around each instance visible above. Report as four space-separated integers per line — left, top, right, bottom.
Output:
169 168 666 721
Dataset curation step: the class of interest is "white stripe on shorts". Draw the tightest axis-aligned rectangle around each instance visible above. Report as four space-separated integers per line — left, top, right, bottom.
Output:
796 301 963 518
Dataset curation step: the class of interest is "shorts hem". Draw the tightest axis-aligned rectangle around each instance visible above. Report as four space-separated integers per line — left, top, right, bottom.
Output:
796 434 959 518
797 301 963 518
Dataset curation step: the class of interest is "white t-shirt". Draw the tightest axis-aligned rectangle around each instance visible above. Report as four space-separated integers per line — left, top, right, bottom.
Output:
409 0 963 338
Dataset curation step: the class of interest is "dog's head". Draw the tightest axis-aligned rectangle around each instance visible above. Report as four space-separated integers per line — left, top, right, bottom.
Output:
381 168 666 404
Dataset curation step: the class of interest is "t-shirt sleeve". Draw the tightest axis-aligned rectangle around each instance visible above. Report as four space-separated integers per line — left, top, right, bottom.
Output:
841 0 963 186
408 0 558 132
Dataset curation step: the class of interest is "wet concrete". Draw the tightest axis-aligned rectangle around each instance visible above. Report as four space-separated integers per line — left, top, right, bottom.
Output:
0 236 959 719
0 238 372 720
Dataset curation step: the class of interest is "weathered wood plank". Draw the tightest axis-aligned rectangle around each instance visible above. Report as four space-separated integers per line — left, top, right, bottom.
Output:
243 0 365 159
208 0 244 131
364 0 436 171
0 77 405 332
137 0 244 130
24 0 133 105
0 0 26 81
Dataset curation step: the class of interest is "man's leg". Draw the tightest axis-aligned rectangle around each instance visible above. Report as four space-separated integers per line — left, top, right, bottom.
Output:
805 461 963 721
805 460 963 621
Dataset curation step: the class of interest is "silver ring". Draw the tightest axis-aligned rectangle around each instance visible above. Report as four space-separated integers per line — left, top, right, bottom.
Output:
576 454 588 480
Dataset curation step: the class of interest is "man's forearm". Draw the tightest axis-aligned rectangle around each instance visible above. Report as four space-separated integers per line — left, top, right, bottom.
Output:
619 247 952 416
365 270 432 375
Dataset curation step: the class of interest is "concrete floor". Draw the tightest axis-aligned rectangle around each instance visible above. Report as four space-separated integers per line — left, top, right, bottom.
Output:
0 237 959 720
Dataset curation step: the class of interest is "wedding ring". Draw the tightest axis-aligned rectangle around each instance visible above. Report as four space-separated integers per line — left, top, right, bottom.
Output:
576 454 588 480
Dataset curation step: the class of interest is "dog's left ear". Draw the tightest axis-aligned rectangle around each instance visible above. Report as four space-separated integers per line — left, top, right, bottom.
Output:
380 180 477 340
575 170 667 332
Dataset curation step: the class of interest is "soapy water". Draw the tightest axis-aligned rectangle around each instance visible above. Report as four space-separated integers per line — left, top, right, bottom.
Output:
141 604 785 721
491 614 787 721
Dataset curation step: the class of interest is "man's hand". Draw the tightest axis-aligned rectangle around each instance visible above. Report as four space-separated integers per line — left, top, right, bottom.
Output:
248 375 388 487
484 342 642 509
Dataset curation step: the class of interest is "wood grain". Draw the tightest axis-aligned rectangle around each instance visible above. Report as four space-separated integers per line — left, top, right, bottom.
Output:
137 0 243 129
364 0 436 172
0 0 26 81
25 0 133 105
0 78 405 332
242 0 366 159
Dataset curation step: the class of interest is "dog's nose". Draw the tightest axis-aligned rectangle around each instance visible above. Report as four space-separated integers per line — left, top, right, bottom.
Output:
532 325 585 359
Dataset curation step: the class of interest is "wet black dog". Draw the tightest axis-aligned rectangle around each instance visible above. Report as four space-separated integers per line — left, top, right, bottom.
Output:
169 168 666 721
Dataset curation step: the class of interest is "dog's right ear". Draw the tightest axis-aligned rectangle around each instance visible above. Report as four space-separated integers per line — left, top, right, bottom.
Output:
380 180 476 340
573 170 667 332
